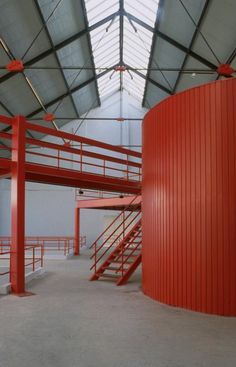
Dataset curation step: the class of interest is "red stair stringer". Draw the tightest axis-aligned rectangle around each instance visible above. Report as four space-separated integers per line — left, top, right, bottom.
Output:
116 254 142 286
90 219 142 284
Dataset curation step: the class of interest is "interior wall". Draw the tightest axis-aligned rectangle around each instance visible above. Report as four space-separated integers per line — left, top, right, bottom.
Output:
0 91 146 244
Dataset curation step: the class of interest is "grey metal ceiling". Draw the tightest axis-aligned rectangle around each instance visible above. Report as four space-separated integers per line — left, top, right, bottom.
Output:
0 0 235 133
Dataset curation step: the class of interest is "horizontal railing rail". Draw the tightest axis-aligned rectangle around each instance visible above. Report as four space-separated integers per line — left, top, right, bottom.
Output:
90 196 141 273
0 115 142 184
0 244 43 283
0 236 86 255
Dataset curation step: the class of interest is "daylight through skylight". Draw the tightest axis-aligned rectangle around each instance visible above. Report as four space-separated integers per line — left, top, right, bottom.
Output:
85 0 160 102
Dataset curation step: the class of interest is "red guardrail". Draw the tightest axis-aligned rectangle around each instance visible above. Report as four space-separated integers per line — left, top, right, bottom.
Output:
0 244 43 282
0 115 142 182
90 196 141 273
0 236 86 256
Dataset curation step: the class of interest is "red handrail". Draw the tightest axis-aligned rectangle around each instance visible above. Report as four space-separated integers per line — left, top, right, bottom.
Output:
89 195 139 250
0 244 43 281
0 116 142 184
90 196 141 273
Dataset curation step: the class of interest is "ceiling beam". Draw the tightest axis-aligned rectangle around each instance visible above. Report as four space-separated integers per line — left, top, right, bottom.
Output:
216 46 236 81
119 0 124 91
26 68 112 118
34 0 81 118
126 65 172 95
1 68 112 134
125 11 217 70
142 0 165 107
0 11 120 85
172 0 212 93
81 0 101 106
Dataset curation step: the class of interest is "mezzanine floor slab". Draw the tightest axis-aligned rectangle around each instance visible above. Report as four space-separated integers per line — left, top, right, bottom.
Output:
0 250 236 367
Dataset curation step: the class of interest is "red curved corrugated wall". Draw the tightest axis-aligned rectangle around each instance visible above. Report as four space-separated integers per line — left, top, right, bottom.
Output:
142 78 236 316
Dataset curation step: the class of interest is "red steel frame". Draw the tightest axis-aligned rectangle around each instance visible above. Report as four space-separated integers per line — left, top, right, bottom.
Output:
90 196 141 274
0 244 43 283
0 115 141 294
0 236 86 256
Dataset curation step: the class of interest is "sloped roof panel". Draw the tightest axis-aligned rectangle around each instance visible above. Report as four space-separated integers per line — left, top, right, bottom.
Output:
0 74 40 115
0 0 51 62
24 54 68 104
38 0 86 44
192 0 236 65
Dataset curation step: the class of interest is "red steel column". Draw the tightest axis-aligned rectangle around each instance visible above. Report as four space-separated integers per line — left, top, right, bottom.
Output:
10 116 26 294
74 208 80 255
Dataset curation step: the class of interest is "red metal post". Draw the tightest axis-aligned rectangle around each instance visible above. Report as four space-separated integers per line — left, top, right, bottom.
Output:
10 116 26 294
74 208 80 255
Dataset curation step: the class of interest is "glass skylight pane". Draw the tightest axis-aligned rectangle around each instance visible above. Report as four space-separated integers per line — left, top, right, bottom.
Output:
85 0 119 26
125 0 159 26
97 71 120 99
85 0 160 103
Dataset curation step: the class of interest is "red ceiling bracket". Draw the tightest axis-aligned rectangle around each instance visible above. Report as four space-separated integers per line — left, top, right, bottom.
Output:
43 113 55 122
6 60 24 72
116 117 125 122
217 64 235 77
114 66 127 72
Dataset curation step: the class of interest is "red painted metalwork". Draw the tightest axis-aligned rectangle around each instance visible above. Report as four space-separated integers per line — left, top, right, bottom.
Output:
0 115 141 194
43 113 55 122
90 218 142 285
0 236 85 256
90 196 142 285
77 195 141 211
6 60 24 72
142 77 236 316
217 64 235 77
10 116 26 294
114 66 126 72
0 114 141 293
75 188 129 200
0 243 43 284
74 209 80 256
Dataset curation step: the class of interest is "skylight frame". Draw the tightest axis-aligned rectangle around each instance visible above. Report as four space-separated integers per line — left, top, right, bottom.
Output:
84 0 160 101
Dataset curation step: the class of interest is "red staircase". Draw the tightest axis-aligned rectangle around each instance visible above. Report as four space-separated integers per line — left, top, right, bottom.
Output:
90 197 142 285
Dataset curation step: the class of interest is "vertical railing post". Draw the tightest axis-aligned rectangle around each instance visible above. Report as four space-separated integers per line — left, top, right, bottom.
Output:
64 240 66 256
10 115 26 295
103 160 106 176
32 247 35 272
74 207 80 256
41 245 43 268
80 143 83 172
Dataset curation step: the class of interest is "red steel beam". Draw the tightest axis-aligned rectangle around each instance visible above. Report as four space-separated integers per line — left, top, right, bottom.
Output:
25 121 141 158
74 208 80 256
10 116 26 294
24 166 141 194
77 195 142 209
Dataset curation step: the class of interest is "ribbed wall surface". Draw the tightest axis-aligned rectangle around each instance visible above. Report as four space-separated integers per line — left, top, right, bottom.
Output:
142 78 236 316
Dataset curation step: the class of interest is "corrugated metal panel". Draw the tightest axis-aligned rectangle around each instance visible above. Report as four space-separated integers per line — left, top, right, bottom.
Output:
142 77 236 316
38 0 86 44
0 0 51 62
192 0 236 66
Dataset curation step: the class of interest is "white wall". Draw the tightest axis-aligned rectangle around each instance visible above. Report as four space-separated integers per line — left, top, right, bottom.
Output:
0 91 146 245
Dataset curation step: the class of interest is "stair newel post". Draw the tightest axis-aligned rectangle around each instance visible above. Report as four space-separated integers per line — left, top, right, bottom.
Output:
122 240 124 277
80 142 83 172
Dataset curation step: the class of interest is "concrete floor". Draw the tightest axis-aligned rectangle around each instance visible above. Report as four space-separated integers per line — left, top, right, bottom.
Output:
0 251 236 367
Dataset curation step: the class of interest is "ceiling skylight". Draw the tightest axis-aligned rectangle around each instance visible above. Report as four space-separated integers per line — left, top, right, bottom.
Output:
85 0 160 102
